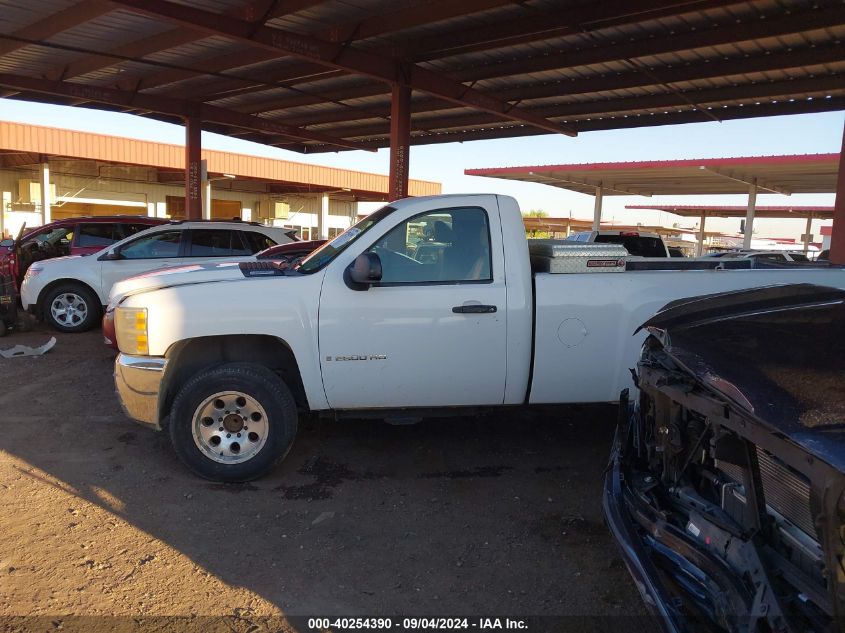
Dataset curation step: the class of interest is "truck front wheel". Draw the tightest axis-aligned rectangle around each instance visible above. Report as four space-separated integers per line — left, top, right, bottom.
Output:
169 363 298 482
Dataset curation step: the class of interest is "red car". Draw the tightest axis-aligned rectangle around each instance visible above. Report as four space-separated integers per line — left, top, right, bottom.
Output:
0 216 167 288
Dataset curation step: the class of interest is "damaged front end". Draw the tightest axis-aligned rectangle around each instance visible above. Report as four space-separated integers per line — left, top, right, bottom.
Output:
604 284 845 632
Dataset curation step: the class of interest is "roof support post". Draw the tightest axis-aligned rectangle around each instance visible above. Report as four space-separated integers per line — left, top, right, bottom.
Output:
592 185 603 232
389 83 411 202
803 215 813 254
201 159 211 220
319 193 330 240
40 160 51 225
830 119 845 265
697 211 707 257
743 180 757 250
185 116 202 220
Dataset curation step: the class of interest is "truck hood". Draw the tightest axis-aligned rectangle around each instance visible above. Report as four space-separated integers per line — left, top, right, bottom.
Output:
640 283 845 472
110 261 256 303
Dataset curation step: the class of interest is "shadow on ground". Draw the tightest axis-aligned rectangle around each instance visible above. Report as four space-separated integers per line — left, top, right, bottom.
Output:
0 328 646 627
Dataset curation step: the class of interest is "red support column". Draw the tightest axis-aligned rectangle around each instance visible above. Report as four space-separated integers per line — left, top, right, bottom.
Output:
388 83 411 201
185 116 202 220
831 119 845 264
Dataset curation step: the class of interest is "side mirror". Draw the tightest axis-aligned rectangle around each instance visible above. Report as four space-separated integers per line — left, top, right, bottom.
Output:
345 252 382 290
99 249 123 261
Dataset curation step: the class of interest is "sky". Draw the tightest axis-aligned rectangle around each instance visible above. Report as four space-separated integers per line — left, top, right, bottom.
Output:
1 99 841 241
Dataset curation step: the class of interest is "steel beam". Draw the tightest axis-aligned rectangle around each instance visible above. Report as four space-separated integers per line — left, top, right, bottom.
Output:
300 75 845 140
231 42 843 122
303 98 845 151
697 212 706 257
0 72 369 152
185 117 202 221
743 181 758 250
40 161 51 226
389 84 411 201
398 0 747 62
0 0 113 58
452 3 845 82
699 166 791 196
592 187 603 232
162 0 744 106
108 0 576 137
830 119 845 265
803 215 813 254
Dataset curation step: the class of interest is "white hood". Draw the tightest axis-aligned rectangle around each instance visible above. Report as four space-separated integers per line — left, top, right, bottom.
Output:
109 261 251 304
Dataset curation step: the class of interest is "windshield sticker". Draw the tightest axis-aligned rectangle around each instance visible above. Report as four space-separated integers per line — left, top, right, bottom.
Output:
329 227 361 248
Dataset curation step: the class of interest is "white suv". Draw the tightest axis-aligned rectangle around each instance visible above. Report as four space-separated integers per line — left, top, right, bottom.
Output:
21 221 294 332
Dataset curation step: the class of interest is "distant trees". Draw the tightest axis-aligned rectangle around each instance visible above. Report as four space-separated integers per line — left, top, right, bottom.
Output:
523 209 549 238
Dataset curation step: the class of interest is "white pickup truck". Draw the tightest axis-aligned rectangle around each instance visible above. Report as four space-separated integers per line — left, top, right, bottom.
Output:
111 194 845 481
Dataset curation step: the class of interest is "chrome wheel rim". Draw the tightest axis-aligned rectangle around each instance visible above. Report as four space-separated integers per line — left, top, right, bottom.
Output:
191 391 269 464
50 292 88 327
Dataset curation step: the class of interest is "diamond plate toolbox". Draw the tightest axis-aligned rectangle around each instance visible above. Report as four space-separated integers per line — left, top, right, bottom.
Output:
528 240 628 273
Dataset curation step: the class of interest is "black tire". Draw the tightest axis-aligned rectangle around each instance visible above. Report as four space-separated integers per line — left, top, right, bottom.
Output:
16 312 34 333
169 363 298 482
43 283 101 332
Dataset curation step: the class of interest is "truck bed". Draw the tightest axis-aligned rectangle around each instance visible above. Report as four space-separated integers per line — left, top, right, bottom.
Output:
528 266 845 404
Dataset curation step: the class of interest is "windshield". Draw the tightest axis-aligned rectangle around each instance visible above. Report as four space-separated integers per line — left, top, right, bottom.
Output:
296 205 396 273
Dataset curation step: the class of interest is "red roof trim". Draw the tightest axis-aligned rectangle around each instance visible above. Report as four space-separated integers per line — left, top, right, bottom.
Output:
465 153 839 176
820 225 834 235
625 205 834 212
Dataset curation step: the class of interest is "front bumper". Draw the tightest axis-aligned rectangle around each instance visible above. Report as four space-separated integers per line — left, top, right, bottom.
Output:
603 444 683 633
114 354 167 430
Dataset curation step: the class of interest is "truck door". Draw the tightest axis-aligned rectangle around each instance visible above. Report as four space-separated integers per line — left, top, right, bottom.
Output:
318 203 508 409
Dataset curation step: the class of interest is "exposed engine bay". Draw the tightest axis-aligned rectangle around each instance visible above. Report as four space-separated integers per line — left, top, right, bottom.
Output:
604 284 845 633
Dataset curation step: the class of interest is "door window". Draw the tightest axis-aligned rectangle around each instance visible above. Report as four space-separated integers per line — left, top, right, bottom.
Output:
26 227 74 258
77 223 118 248
188 230 251 257
120 230 182 259
368 207 492 284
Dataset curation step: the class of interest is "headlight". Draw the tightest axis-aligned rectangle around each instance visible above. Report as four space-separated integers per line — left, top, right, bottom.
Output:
115 307 149 355
24 265 43 279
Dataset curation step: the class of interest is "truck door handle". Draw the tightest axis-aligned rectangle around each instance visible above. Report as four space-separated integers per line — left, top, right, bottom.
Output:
452 304 497 314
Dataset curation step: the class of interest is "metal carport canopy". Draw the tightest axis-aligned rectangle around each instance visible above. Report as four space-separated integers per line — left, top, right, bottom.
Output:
0 0 843 244
465 153 840 251
625 203 835 253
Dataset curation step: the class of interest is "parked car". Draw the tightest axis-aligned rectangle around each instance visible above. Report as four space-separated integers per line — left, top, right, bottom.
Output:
604 284 845 632
567 229 670 257
706 250 813 263
21 221 293 333
0 216 166 287
107 194 845 481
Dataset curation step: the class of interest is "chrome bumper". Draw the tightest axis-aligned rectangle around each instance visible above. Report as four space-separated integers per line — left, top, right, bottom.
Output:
114 354 167 431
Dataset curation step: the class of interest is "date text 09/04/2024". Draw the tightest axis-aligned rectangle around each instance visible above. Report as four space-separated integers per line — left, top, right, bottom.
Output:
307 618 529 631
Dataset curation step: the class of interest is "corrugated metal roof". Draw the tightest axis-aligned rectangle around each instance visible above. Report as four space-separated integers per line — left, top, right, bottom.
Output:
0 0 842 152
0 120 441 198
465 154 840 196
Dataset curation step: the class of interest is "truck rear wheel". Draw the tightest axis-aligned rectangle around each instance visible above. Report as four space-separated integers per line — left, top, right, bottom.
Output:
169 363 298 482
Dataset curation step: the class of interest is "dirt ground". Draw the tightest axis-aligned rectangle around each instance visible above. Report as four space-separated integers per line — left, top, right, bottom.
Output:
0 325 647 631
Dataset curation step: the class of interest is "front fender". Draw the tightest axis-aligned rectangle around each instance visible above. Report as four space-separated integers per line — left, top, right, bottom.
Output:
120 273 328 411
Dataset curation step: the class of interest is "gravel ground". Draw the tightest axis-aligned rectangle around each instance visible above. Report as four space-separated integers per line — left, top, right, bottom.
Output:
0 325 647 631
